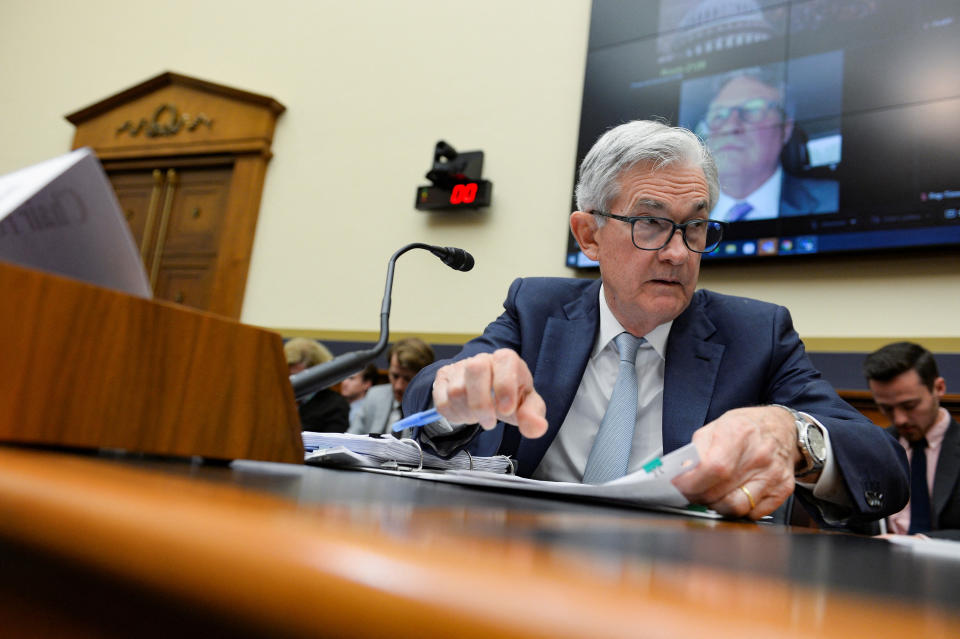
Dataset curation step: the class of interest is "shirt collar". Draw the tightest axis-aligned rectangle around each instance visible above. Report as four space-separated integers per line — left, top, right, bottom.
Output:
918 407 952 451
594 283 671 360
712 166 783 222
297 391 318 406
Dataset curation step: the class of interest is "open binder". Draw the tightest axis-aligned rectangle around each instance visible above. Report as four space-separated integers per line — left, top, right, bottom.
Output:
303 432 515 473
303 435 715 517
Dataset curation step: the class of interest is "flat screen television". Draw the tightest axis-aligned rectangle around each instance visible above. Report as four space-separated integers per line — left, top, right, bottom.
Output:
566 0 960 267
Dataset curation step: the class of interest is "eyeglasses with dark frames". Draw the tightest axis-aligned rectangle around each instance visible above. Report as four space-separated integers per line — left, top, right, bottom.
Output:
704 98 783 130
591 211 726 254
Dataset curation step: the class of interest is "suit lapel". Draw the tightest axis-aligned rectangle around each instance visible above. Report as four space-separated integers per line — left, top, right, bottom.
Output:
514 281 600 476
375 386 395 433
932 419 960 519
662 296 724 453
780 174 817 216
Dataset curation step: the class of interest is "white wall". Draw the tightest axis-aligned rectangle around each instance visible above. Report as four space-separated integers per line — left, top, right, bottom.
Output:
1 0 957 345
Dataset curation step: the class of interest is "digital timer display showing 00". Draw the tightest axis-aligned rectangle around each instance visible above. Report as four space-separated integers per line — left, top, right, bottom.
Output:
449 182 478 204
415 180 492 210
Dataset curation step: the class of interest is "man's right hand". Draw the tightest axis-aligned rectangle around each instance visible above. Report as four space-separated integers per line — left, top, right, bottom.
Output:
431 348 548 439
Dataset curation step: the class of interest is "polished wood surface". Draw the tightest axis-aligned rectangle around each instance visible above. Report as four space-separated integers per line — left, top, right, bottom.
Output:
0 261 302 463
66 71 284 318
0 445 957 639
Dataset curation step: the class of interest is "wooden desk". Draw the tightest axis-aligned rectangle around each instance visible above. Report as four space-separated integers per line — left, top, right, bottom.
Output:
1 446 958 639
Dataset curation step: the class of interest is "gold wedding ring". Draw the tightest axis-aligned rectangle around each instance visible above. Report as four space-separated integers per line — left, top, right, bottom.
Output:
739 485 756 510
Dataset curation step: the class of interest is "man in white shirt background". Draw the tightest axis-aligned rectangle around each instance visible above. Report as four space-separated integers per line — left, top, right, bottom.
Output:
701 68 839 222
348 337 434 436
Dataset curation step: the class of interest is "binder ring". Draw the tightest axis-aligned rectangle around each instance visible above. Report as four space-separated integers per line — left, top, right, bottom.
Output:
397 437 424 472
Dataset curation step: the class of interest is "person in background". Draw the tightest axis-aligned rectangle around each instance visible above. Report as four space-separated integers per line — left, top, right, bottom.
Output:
863 342 960 539
402 119 907 526
341 363 379 420
285 337 350 433
348 337 434 436
702 68 838 221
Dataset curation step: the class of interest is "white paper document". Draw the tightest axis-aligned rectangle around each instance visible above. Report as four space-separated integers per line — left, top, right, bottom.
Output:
0 148 151 297
303 432 515 474
369 443 706 514
414 443 697 507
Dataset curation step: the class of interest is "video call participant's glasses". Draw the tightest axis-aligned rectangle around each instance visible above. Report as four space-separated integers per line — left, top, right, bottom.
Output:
591 212 726 254
704 98 783 130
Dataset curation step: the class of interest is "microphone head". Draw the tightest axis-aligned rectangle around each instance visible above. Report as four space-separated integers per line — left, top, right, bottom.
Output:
439 246 475 271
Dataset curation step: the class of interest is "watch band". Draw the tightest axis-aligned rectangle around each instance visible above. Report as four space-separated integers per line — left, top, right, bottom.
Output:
771 404 825 478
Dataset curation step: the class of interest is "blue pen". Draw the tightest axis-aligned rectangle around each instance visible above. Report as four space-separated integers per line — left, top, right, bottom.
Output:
391 407 441 432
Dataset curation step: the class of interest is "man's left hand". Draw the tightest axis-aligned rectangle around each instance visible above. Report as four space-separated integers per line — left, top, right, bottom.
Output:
671 406 800 520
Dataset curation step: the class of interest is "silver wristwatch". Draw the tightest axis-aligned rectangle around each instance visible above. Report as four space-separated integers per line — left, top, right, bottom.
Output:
772 405 826 478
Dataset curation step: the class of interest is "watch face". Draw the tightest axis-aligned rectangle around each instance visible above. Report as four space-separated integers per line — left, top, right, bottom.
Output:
806 424 827 462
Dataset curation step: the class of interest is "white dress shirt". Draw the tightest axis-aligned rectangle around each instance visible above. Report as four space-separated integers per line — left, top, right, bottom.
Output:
533 285 669 482
713 167 783 222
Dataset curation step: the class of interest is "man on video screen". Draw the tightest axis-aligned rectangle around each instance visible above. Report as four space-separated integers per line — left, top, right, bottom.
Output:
700 68 839 222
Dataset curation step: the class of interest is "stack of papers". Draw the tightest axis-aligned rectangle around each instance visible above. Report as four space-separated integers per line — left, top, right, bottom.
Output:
303 432 514 473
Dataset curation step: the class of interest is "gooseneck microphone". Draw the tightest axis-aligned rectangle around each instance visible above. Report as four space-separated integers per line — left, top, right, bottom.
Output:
289 243 474 400
429 245 474 272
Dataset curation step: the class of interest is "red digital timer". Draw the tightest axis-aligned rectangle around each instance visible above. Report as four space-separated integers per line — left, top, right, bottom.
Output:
449 182 479 205
415 180 492 210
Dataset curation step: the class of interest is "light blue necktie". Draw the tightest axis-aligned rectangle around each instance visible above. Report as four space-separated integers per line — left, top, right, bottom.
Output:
582 332 643 484
727 201 753 222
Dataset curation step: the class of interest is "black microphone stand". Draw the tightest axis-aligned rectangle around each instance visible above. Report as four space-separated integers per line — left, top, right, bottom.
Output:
289 242 472 400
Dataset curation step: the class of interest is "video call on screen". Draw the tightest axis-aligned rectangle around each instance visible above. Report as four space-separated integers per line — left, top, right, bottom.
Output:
567 0 960 265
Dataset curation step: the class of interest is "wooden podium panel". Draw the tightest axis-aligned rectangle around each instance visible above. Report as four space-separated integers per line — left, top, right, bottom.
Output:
0 261 302 463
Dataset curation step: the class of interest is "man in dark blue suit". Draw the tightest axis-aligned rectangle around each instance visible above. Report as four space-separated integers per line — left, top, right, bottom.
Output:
403 120 906 525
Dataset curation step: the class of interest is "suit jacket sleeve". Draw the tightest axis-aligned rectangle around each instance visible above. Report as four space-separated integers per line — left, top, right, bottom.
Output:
403 278 530 456
763 304 910 524
663 292 909 525
928 419 960 539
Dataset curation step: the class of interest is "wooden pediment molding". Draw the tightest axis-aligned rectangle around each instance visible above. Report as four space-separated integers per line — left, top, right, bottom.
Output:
65 71 286 160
